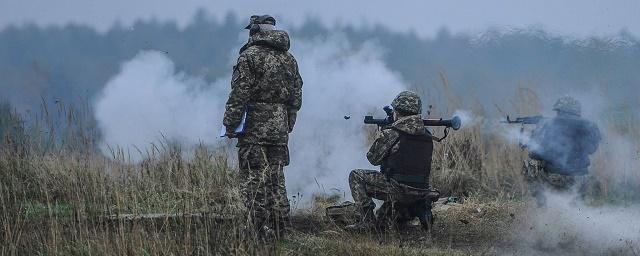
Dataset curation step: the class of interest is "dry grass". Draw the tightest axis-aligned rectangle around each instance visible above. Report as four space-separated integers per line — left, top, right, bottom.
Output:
1 77 639 255
278 231 482 256
0 141 255 255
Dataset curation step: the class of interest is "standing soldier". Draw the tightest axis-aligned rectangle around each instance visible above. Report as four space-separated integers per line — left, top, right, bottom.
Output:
223 15 303 238
523 96 601 207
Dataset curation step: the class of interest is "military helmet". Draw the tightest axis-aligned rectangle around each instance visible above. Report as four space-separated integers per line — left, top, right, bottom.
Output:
391 91 422 115
552 96 581 116
244 15 276 29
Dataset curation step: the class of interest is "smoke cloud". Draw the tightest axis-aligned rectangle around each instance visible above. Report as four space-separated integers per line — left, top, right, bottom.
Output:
512 192 640 255
94 51 229 159
453 109 481 128
94 35 407 201
286 36 406 202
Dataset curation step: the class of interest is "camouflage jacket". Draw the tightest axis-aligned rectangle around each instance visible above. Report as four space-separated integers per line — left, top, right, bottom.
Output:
528 114 601 173
223 30 303 146
367 115 428 165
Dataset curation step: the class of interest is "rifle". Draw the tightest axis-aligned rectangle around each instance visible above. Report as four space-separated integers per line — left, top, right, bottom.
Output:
500 115 547 149
500 115 545 124
364 106 462 141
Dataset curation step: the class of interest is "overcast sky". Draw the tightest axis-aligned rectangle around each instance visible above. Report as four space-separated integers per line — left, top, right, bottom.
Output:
1 0 639 37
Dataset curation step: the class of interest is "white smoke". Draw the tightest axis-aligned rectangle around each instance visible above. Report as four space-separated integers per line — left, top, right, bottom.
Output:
286 36 406 202
497 121 544 154
453 109 481 128
94 36 407 201
94 51 229 159
512 192 640 255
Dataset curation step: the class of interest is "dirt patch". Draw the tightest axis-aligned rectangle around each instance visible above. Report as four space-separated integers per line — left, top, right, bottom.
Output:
290 197 526 253
431 198 525 247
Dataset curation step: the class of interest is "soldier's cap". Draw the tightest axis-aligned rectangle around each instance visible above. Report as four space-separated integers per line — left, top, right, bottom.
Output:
391 91 422 115
244 15 276 29
552 95 582 116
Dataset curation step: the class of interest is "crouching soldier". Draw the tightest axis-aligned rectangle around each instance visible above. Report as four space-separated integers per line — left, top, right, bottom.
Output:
347 91 439 232
523 96 601 207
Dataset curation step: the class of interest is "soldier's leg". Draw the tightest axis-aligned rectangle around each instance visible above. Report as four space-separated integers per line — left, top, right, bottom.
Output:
349 169 393 222
574 175 591 203
238 145 271 228
265 146 290 233
523 159 546 207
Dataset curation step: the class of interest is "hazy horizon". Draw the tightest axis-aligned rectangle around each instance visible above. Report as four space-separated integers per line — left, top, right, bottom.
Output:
2 0 639 38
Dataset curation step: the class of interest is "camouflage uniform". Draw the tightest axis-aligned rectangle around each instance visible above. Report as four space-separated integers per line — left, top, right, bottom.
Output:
349 91 437 228
223 17 303 231
349 169 438 225
523 96 600 206
523 159 592 206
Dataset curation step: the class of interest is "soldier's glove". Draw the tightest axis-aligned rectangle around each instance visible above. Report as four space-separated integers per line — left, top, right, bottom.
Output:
225 132 238 138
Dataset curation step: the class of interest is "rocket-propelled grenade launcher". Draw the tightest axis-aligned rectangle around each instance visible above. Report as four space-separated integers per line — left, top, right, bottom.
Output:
364 106 462 130
364 106 462 141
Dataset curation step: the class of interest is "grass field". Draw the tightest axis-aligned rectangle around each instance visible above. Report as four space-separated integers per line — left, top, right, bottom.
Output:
1 85 639 255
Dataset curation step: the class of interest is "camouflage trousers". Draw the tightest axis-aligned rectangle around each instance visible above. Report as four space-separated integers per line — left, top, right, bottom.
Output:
523 159 590 206
238 144 290 229
349 169 437 223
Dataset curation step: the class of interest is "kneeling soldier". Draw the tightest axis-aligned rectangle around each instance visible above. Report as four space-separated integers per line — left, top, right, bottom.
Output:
348 91 438 231
523 96 601 207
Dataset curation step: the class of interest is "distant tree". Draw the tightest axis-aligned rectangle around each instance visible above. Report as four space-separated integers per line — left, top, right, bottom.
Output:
0 10 638 116
0 101 26 148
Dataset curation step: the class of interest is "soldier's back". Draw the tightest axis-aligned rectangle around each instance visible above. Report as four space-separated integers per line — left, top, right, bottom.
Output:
529 117 600 173
238 30 301 146
529 116 601 173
